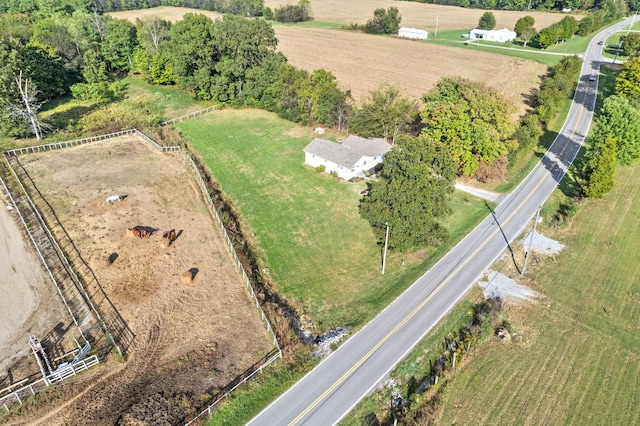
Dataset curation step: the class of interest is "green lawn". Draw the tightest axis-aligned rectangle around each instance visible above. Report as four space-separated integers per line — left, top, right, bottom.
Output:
424 29 584 67
436 162 640 425
177 109 490 330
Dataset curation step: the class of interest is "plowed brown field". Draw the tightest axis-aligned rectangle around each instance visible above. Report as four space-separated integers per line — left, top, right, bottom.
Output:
264 0 574 30
274 26 547 110
111 4 551 113
2 136 274 425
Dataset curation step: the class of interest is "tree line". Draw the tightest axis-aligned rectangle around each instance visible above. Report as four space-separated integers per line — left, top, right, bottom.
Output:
397 0 636 14
583 57 640 198
0 0 265 16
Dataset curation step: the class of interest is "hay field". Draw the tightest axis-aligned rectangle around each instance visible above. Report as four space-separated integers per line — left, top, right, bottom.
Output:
274 26 546 111
264 0 576 30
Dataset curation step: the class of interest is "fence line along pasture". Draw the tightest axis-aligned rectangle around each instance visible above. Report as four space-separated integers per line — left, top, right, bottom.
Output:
161 104 219 126
0 355 99 412
0 175 79 330
3 154 130 358
3 128 281 418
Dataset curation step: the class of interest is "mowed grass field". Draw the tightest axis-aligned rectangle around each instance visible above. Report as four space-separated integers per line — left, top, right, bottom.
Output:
177 109 490 330
433 163 640 425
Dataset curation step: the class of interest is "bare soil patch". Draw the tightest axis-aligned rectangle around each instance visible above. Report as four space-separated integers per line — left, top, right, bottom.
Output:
274 27 547 111
109 6 223 23
265 0 576 31
0 201 71 388
2 136 273 425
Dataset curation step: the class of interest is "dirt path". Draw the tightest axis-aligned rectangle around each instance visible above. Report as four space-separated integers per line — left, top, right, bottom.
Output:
0 196 69 386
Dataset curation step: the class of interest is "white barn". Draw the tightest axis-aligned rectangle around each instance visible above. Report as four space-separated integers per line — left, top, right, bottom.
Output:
469 28 516 43
398 27 428 40
303 135 391 181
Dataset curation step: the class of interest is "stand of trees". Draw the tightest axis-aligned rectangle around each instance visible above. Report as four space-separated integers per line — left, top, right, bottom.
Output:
0 0 265 16
583 57 640 198
397 0 633 13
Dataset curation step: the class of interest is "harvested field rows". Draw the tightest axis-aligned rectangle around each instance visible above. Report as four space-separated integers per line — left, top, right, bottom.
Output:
264 0 575 30
3 136 274 425
274 26 547 111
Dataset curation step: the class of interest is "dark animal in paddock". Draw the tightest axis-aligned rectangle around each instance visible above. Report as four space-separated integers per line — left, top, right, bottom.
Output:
128 225 155 238
162 229 178 245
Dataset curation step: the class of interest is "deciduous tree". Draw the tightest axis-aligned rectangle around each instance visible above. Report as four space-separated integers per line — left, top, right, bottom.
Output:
350 84 419 143
615 56 640 106
420 78 516 177
359 134 456 251
583 135 617 198
514 16 534 37
478 12 496 30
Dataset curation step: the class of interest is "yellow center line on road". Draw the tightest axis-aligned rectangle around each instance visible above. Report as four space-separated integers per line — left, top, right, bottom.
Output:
288 82 590 426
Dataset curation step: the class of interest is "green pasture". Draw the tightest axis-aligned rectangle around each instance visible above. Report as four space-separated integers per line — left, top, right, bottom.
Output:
177 109 491 330
436 162 640 425
424 29 584 67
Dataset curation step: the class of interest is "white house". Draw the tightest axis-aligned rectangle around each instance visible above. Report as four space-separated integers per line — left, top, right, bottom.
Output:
303 135 391 180
398 27 428 40
469 28 516 43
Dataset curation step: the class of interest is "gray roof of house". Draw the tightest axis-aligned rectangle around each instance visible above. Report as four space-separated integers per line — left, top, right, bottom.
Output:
303 136 391 169
342 135 390 157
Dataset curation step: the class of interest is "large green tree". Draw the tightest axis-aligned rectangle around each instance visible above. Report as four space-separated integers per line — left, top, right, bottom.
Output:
350 84 419 143
616 56 640 106
590 95 640 165
363 7 401 35
514 16 534 37
359 134 456 251
583 135 617 198
420 78 516 177
478 12 496 30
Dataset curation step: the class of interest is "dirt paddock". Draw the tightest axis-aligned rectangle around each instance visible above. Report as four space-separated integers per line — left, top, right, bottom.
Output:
1 135 274 425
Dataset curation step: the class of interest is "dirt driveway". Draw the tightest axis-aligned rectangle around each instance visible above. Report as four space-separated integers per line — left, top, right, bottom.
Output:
1 135 274 425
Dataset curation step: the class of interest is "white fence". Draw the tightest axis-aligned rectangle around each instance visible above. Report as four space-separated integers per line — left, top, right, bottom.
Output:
0 355 99 412
161 105 219 126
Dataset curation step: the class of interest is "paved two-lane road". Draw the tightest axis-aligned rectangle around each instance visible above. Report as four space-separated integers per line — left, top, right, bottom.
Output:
248 17 635 426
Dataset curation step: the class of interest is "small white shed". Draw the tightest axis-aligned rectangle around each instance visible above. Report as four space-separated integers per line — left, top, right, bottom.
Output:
398 27 428 40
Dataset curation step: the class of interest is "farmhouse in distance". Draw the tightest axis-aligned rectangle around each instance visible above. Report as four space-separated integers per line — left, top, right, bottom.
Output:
303 136 391 180
398 27 428 40
469 28 517 43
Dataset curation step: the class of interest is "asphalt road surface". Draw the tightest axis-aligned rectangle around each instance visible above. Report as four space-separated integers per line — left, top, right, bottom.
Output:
247 17 635 426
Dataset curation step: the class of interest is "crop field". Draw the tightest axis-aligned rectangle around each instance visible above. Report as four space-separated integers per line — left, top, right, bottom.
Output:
264 0 573 31
273 26 547 110
2 135 273 424
176 108 491 330
432 163 640 425
111 5 550 112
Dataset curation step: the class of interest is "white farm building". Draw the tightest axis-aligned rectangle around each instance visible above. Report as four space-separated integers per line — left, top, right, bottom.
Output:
398 27 428 40
303 135 391 180
469 28 516 43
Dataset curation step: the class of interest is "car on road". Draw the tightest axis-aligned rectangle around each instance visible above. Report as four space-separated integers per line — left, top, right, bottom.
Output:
589 73 598 81
598 40 604 45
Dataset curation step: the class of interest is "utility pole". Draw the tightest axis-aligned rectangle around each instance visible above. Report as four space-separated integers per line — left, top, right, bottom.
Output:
382 222 390 274
435 15 439 38
521 206 541 276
